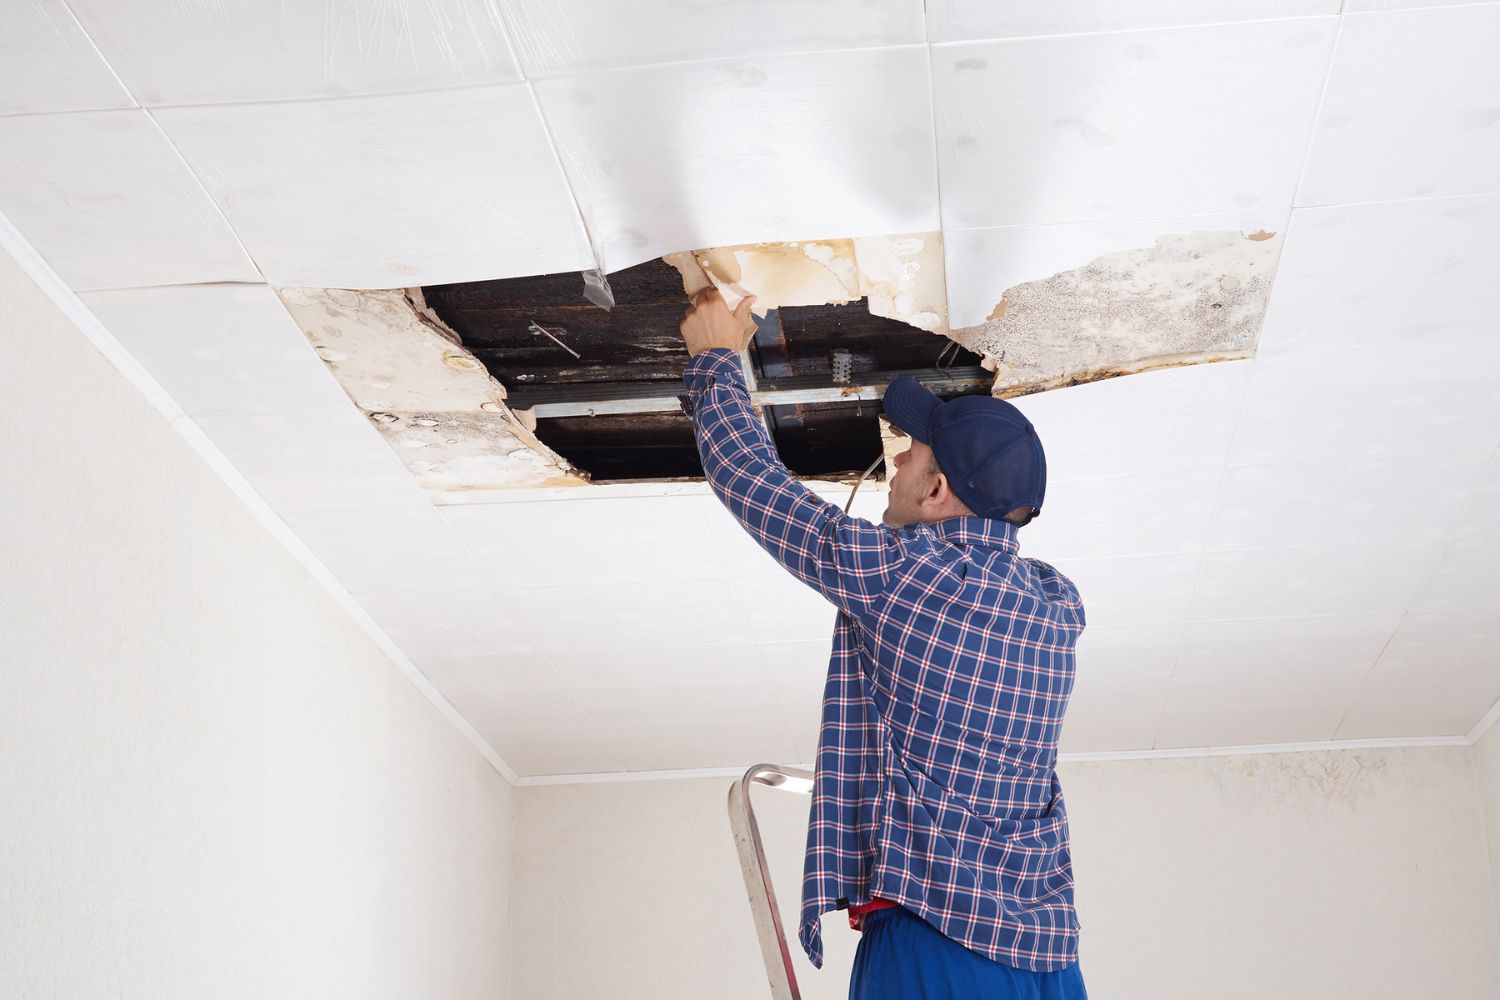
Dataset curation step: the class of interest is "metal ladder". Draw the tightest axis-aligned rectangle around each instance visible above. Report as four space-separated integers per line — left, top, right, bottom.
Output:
727 763 816 1000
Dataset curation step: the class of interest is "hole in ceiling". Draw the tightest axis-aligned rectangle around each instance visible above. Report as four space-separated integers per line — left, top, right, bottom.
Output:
421 259 987 483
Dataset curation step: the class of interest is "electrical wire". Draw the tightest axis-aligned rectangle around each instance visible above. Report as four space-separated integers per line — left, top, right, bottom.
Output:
844 453 886 514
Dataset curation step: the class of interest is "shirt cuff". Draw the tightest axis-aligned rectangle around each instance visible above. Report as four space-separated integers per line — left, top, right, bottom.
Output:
682 347 747 400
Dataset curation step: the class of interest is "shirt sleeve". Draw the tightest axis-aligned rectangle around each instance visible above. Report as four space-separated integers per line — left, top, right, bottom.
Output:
682 348 906 618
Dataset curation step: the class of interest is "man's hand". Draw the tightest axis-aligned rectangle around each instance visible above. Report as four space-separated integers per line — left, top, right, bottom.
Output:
679 288 757 356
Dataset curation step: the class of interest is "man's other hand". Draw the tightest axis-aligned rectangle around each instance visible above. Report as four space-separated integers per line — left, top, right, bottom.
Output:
679 288 757 356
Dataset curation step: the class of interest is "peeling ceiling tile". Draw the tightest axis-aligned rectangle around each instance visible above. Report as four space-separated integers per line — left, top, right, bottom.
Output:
1298 5 1500 206
502 0 925 77
1261 196 1499 354
66 0 521 105
944 223 1284 394
927 0 1338 42
1337 610 1500 738
932 20 1337 229
0 111 259 291
278 286 584 492
1190 540 1445 621
534 47 940 273
154 87 595 288
80 284 349 417
0 0 133 114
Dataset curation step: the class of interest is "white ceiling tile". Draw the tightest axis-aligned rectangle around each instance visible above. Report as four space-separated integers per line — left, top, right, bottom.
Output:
1259 196 1499 354
0 0 133 114
153 86 594 288
1298 6 1500 206
572 682 798 772
0 110 258 290
932 19 1337 229
1211 453 1489 550
284 508 488 596
927 0 1337 42
192 412 428 514
533 47 940 272
1075 623 1185 683
943 212 1288 329
1063 625 1182 750
1014 361 1253 482
80 284 348 417
693 495 795 577
457 686 613 775
1058 552 1203 626
67 0 520 105
1191 541 1444 620
442 495 723 589
416 652 564 699
504 578 751 651
547 642 767 690
502 0 925 77
1345 0 1493 8
1021 467 1222 561
730 574 841 642
1060 676 1171 752
1175 613 1400 678
1155 614 1395 746
1153 675 1353 747
1337 609 1500 738
1230 347 1500 466
357 591 541 662
1412 537 1500 612
1454 456 1500 539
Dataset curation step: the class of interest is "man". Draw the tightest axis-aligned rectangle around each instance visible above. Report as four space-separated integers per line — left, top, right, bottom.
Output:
680 288 1087 999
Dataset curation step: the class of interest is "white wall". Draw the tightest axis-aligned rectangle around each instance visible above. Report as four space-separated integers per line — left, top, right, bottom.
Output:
0 249 516 999
1478 723 1500 928
513 746 1500 1000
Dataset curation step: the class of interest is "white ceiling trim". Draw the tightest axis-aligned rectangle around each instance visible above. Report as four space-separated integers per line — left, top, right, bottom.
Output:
0 210 521 786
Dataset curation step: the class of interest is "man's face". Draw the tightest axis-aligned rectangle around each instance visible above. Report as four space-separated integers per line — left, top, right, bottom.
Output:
882 438 939 527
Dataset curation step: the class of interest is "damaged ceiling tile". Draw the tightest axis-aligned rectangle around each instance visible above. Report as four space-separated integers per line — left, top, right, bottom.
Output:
664 232 949 334
948 230 1283 395
278 286 586 492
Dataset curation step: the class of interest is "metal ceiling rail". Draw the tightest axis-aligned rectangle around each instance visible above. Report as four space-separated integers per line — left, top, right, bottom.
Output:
728 763 816 1000
510 366 993 419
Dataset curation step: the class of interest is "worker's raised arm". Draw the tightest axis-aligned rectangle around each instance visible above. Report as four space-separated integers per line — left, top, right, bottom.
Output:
679 291 906 618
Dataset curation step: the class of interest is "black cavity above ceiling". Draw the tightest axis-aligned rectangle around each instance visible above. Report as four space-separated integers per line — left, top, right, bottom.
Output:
421 259 988 483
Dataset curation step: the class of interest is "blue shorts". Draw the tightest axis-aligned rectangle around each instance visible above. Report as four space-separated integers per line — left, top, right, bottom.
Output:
848 907 1088 1000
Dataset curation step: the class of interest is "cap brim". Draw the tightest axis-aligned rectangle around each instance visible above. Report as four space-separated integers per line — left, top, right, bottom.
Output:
881 376 941 445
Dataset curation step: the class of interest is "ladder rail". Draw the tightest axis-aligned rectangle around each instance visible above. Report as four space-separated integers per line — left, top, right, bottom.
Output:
727 763 815 1000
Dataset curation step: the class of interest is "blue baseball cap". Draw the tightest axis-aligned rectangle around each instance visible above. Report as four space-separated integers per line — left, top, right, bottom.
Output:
881 377 1046 523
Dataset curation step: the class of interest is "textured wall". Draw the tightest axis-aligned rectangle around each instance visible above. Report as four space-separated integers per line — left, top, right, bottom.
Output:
0 248 515 999
513 747 1500 1000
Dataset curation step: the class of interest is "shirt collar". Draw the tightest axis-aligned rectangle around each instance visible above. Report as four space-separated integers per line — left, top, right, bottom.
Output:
929 515 1020 551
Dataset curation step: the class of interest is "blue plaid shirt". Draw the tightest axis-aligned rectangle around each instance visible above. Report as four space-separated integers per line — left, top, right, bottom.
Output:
683 349 1086 973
